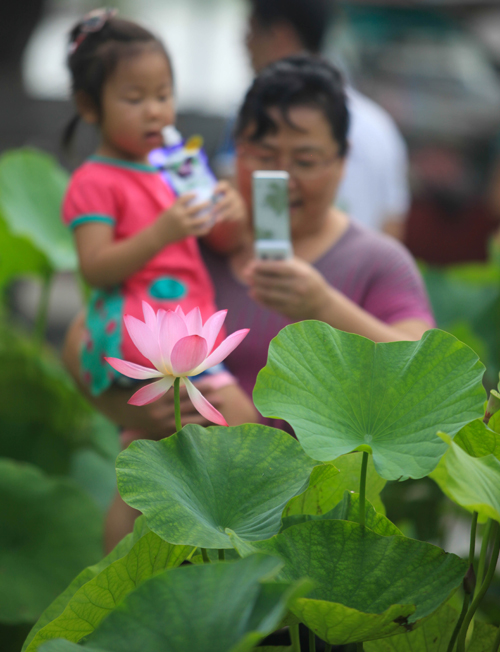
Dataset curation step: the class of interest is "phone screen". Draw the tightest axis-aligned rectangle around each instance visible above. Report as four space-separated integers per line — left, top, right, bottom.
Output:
252 171 293 260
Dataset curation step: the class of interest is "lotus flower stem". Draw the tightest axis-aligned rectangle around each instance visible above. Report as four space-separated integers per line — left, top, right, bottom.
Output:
356 643 364 651
290 623 301 651
359 452 369 528
475 519 493 597
308 628 315 652
174 377 182 432
201 548 210 563
218 548 225 561
456 521 500 652
324 644 332 652
446 512 479 652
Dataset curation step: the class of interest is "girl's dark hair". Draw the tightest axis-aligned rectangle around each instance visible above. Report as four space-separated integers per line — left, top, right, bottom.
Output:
234 54 349 157
64 14 171 149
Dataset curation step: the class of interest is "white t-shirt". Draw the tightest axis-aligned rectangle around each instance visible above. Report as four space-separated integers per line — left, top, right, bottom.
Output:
335 87 410 231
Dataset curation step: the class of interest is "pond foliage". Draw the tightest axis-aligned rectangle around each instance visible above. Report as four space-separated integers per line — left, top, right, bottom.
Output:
0 148 499 651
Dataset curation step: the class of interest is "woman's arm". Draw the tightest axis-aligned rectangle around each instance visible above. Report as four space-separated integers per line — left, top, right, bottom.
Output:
74 194 213 288
245 257 431 342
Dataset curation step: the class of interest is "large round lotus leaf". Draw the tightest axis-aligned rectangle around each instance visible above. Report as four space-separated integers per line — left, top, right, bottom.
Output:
0 149 76 271
23 517 150 652
282 492 402 538
116 424 317 549
430 432 500 522
284 452 386 517
0 460 103 624
26 531 193 651
254 323 485 480
365 604 498 652
40 555 307 652
230 520 467 645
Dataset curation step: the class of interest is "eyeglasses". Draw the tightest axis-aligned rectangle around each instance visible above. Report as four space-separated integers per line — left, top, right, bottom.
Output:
68 8 117 54
237 145 340 181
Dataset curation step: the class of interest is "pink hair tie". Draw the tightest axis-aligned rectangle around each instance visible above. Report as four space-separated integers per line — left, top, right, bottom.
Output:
68 7 117 55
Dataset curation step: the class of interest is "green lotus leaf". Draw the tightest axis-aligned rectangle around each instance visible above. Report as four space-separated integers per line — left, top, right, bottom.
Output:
116 424 317 549
25 529 193 651
22 517 149 652
230 520 467 645
0 148 76 271
40 555 309 652
0 460 103 625
364 604 498 651
452 419 500 460
282 492 402 537
0 206 51 289
284 452 386 517
253 323 485 480
0 324 118 478
430 432 500 522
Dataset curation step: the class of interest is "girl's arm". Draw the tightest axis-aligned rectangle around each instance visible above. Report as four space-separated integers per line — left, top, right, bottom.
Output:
203 181 252 255
74 194 212 288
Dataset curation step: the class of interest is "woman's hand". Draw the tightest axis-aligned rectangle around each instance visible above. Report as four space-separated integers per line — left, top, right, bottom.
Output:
245 257 331 321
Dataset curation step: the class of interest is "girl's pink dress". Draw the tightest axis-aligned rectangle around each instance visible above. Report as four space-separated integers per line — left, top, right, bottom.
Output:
63 155 224 395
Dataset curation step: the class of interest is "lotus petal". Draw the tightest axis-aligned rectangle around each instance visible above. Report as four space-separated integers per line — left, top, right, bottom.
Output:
201 309 227 354
128 377 174 406
170 335 208 376
105 358 163 380
124 315 161 369
184 307 203 336
158 310 189 369
184 378 227 426
194 329 249 374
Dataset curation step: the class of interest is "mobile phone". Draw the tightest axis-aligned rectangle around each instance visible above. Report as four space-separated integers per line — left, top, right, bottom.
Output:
252 171 293 260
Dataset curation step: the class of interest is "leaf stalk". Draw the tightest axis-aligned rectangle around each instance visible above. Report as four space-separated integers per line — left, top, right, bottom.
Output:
456 521 500 652
359 451 369 528
174 377 182 432
290 623 301 652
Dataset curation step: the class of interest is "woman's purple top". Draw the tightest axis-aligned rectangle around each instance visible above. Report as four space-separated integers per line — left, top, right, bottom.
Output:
202 221 435 403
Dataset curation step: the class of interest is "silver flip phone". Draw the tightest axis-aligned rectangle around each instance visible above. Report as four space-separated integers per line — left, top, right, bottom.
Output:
252 171 293 260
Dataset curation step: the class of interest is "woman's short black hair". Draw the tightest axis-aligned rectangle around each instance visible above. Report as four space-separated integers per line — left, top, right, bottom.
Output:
234 54 349 157
64 14 171 149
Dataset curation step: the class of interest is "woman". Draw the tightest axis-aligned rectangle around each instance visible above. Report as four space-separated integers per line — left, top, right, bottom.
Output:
65 54 433 433
203 54 434 400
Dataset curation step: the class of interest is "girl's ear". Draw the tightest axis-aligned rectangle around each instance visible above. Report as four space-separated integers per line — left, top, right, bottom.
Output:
75 91 99 125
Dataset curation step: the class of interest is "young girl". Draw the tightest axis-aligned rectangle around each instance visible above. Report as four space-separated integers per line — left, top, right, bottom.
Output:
62 10 256 432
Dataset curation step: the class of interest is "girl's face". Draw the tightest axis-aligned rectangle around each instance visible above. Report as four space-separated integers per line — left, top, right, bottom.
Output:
236 105 345 238
97 46 174 162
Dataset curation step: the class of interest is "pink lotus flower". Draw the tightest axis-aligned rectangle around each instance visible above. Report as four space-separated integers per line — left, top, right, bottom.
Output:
106 302 249 426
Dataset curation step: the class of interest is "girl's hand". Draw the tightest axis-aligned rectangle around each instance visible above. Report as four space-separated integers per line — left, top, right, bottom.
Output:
154 193 213 245
245 256 331 321
211 181 247 225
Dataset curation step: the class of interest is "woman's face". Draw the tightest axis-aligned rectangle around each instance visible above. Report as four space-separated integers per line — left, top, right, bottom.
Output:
236 105 346 237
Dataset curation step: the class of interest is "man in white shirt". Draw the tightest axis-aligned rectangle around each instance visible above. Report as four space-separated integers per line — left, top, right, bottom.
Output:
240 0 410 239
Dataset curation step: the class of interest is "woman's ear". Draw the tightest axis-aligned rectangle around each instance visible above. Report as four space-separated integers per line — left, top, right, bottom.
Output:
75 91 99 125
